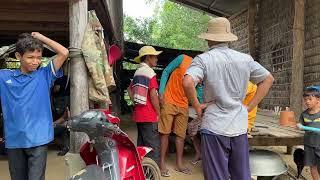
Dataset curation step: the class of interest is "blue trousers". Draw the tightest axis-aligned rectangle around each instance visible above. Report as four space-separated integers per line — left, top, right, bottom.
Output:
201 132 250 180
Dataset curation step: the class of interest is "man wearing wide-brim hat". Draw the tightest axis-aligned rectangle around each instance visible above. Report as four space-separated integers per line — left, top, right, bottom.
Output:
127 46 162 165
133 45 162 64
183 17 274 180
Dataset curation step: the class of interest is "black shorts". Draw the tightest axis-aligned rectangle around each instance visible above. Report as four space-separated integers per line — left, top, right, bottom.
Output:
304 145 320 166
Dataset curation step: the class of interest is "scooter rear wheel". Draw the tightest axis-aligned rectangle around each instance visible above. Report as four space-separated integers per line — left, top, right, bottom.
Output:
142 157 161 180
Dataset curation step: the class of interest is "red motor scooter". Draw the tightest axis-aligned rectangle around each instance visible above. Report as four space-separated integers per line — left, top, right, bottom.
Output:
65 109 161 180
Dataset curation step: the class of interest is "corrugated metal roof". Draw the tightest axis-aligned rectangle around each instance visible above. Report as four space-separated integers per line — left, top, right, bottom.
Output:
170 0 248 17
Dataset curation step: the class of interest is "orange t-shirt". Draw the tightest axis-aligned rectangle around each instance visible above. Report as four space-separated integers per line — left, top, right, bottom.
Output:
164 55 192 108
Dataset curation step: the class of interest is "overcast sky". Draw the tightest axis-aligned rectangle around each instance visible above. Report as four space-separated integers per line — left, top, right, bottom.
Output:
123 0 156 18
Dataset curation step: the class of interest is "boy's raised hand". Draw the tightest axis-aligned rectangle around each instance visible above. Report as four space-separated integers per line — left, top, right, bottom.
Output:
31 32 45 40
30 32 69 71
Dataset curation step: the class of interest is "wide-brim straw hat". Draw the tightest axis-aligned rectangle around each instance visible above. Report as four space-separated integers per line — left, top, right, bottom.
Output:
134 46 162 63
198 17 238 42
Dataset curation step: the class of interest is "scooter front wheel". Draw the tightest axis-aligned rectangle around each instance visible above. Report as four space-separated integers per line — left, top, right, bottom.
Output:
142 157 161 180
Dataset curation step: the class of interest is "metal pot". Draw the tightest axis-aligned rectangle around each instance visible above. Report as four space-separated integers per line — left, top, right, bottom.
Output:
250 149 288 177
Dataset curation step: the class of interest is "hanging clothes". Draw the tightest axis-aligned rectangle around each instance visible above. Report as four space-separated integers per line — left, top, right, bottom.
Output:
81 10 116 103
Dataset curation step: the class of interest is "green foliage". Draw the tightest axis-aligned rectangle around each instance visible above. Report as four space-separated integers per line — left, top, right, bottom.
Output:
124 16 157 45
122 61 139 70
5 57 52 69
124 0 211 51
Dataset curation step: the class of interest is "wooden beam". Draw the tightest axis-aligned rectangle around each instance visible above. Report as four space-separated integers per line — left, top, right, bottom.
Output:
89 0 118 43
103 0 124 44
209 0 217 9
69 0 89 153
3 0 67 3
0 31 68 46
0 9 68 23
290 0 305 119
229 9 248 20
0 2 67 11
249 137 303 146
0 21 68 32
248 0 256 59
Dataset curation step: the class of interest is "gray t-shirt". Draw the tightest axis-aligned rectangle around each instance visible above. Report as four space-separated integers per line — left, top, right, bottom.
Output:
186 44 270 137
300 110 320 147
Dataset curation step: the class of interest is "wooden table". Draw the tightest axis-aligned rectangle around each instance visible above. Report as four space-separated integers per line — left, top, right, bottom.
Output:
188 108 304 149
249 114 304 148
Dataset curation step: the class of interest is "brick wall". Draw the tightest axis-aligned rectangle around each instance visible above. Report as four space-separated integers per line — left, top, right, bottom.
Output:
256 0 294 110
304 0 320 87
229 10 249 54
228 0 320 110
229 0 294 110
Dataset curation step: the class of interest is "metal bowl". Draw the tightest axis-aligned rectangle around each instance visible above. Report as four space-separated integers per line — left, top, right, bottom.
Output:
250 149 288 177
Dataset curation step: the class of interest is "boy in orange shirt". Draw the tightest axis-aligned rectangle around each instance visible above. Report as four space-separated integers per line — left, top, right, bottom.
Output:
158 54 193 176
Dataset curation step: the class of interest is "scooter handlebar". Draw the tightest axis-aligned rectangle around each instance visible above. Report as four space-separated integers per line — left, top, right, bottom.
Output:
55 110 125 138
100 121 122 135
64 117 122 137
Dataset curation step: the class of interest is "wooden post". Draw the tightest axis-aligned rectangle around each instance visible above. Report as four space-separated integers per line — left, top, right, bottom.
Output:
287 146 293 154
69 0 89 153
248 0 256 59
290 0 305 120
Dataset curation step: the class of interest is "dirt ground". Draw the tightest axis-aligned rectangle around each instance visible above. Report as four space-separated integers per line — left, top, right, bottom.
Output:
0 114 204 180
0 115 313 180
0 150 204 180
